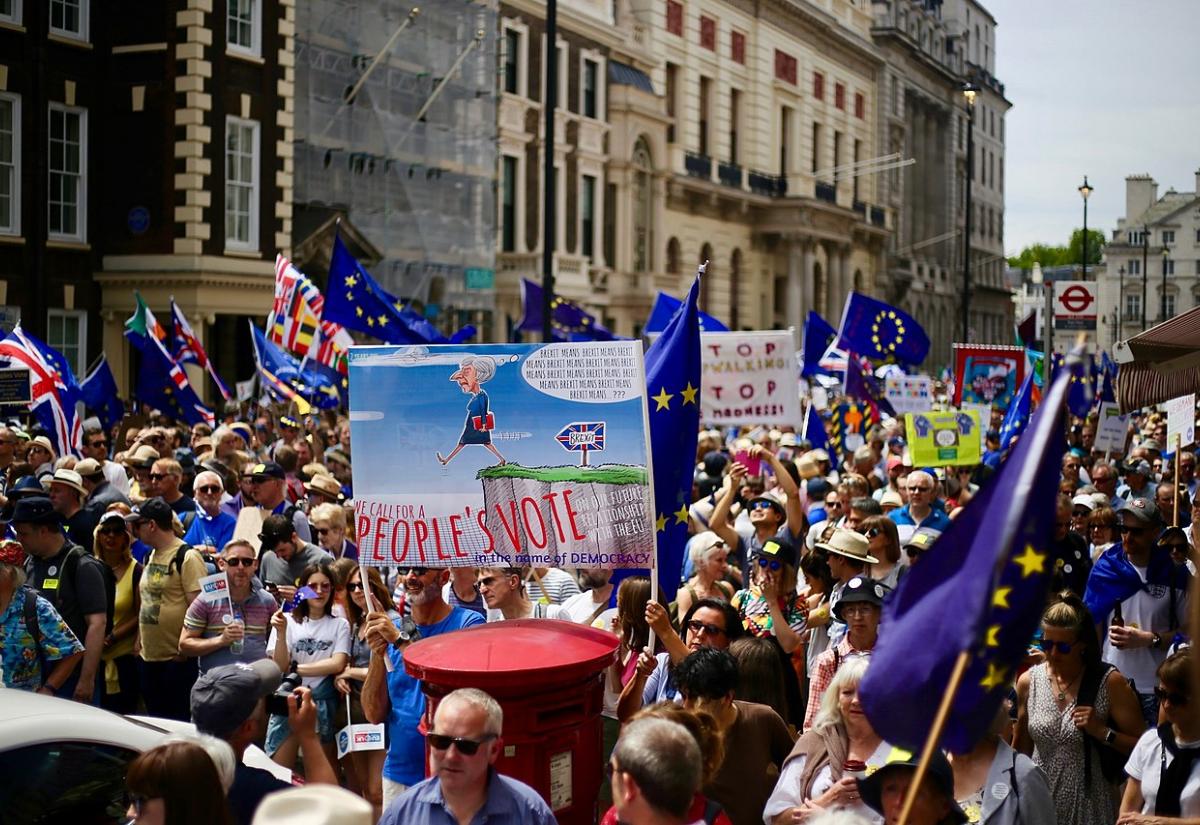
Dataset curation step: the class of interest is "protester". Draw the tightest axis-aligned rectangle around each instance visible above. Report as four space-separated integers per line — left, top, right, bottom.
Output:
0 538 84 691
445 565 488 616
249 461 312 542
712 457 805 581
82 424 130 496
728 636 791 731
857 749 967 825
799 549 836 675
675 532 735 618
606 716 707 825
888 470 952 532
48 468 99 547
77 456 132 515
559 566 617 623
27 435 55 480
478 565 569 620
946 706 1055 824
860 514 904 588
804 576 887 731
93 510 142 712
180 539 277 671
124 739 234 825
151 458 197 517
257 513 332 601
183 469 238 556
378 687 555 825
308 500 357 560
1088 506 1119 559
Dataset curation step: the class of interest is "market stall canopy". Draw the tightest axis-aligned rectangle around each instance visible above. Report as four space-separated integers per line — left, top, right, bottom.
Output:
1114 305 1200 413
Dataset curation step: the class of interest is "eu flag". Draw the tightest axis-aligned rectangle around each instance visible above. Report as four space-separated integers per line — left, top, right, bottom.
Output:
644 268 703 600
844 353 897 418
800 311 839 377
80 355 125 431
517 279 616 342
837 292 930 365
997 368 1037 451
644 291 728 334
802 402 829 453
249 324 339 411
858 360 1073 753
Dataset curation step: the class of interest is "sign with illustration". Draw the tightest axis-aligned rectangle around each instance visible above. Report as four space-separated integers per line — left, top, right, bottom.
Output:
700 331 801 426
348 342 656 568
884 375 934 415
952 345 1025 409
905 410 983 467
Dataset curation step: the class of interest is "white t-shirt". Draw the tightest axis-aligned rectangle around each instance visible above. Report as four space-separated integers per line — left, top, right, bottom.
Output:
762 738 891 824
485 602 571 622
559 590 611 624
1100 564 1188 692
1126 727 1200 816
267 613 352 689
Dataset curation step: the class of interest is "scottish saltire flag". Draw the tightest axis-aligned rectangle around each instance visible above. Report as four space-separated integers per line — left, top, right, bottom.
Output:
80 355 125 431
269 255 324 358
997 369 1037 451
0 326 83 456
125 292 214 427
249 324 338 411
643 266 703 600
800 311 839 377
844 353 897 418
837 292 930 365
170 298 231 401
802 401 829 453
859 358 1073 753
644 291 728 334
517 279 616 342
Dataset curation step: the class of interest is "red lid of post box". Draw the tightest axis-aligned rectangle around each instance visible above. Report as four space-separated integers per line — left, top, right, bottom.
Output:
402 619 620 690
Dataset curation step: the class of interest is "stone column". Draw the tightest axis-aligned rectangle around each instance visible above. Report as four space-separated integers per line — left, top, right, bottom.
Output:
909 101 925 251
823 242 839 319
787 240 804 342
801 241 815 318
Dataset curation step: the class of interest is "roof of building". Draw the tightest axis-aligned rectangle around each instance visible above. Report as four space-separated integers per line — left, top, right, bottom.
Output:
608 61 655 95
1133 190 1198 228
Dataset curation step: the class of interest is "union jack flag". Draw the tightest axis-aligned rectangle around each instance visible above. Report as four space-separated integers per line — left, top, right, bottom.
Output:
171 298 231 400
0 325 83 456
555 421 606 452
268 256 323 359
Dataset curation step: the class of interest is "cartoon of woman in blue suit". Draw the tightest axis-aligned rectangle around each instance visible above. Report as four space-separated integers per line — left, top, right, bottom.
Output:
436 355 507 466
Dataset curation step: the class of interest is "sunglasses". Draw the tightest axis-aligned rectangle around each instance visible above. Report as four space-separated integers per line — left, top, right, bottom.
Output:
1036 638 1077 655
348 582 365 592
1118 525 1147 535
426 733 496 755
89 441 107 448
99 526 127 536
223 557 255 567
756 557 783 571
1155 686 1190 707
865 528 882 539
148 473 168 481
314 527 331 536
686 619 726 637
749 501 777 511
907 486 932 493
825 500 842 509
403 566 431 576
196 485 222 494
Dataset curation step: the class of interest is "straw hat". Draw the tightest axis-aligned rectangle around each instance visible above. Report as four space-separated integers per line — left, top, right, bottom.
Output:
815 528 879 564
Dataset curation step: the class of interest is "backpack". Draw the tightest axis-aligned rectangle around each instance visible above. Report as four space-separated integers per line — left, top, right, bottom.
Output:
57 545 116 636
166 543 196 577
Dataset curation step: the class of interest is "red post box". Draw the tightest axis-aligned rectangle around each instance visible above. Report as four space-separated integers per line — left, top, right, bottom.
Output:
404 618 619 825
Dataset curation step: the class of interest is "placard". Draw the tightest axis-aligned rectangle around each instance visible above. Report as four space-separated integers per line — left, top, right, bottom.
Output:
1093 401 1129 454
0 368 31 405
700 331 801 426
905 410 982 467
1053 281 1100 331
348 342 655 568
197 572 231 605
1166 394 1196 450
336 723 386 759
884 375 933 415
952 345 1025 409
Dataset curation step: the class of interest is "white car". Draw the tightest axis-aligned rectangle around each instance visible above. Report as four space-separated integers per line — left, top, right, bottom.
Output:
0 691 294 824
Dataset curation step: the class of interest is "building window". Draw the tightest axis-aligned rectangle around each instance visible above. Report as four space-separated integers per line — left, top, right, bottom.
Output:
1164 258 1175 276
729 89 740 163
49 0 87 40
1125 293 1141 321
834 83 845 110
699 15 715 50
227 0 259 56
813 71 824 101
731 31 745 64
0 94 19 236
501 155 516 252
632 139 653 273
666 0 683 36
48 104 86 242
665 63 677 143
1162 230 1175 245
774 50 796 85
853 138 861 201
47 309 86 378
779 106 791 175
582 58 598 118
1128 259 1140 276
1164 293 1176 319
503 28 521 95
224 116 259 250
698 76 711 156
811 122 821 174
581 174 596 258
854 92 864 119
1128 229 1146 246
0 0 21 25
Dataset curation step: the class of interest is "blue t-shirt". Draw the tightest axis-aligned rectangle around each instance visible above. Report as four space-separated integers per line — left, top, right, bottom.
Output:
888 505 952 532
384 607 486 784
182 509 238 552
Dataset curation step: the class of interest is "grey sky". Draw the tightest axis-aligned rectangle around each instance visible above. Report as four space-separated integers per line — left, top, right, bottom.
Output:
989 0 1198 256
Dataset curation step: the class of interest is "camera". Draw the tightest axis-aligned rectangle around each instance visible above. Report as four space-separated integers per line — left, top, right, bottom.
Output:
265 664 303 717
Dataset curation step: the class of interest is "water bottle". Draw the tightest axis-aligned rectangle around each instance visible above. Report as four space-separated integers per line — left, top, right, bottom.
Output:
229 606 245 655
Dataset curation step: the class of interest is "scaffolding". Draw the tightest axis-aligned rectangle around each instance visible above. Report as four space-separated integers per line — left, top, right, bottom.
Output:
295 0 498 314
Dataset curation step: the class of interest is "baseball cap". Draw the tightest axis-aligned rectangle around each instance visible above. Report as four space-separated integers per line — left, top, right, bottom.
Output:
125 497 174 529
903 526 942 556
74 457 104 478
832 576 889 621
1120 497 1161 525
191 660 283 737
754 536 797 568
250 461 286 481
1126 459 1152 477
1071 494 1097 512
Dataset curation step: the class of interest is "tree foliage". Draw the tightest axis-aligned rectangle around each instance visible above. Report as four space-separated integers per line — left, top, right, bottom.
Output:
1007 229 1105 271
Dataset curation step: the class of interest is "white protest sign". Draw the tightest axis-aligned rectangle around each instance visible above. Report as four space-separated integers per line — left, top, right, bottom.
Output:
197 572 231 605
1093 402 1129 454
336 723 387 759
884 375 934 415
960 402 991 450
700 331 801 426
1166 393 1196 450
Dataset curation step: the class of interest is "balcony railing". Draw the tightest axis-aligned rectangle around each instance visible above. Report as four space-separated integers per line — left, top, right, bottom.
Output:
748 170 787 197
815 181 837 203
684 152 712 179
717 161 743 188
852 199 866 215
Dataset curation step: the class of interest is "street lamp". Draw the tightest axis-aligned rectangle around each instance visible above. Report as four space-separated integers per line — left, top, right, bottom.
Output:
1078 176 1093 279
1161 246 1171 322
961 83 977 345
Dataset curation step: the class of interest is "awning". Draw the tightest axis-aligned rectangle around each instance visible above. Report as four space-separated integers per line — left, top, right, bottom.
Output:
1114 306 1200 412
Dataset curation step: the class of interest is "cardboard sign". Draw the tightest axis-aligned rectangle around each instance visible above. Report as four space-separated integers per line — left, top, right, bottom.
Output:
1093 402 1129 454
884 375 934 415
905 410 982 467
197 572 231 605
1166 394 1196 450
336 723 386 759
348 342 655 569
700 331 801 426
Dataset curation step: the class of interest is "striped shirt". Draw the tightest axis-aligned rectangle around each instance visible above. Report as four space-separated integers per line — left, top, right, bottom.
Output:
183 585 279 672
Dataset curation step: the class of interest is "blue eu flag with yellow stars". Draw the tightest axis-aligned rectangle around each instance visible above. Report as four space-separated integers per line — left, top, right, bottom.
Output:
644 266 703 600
858 354 1073 753
837 292 930 366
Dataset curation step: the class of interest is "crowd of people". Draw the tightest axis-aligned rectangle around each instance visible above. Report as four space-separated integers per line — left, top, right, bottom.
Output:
2 395 1200 825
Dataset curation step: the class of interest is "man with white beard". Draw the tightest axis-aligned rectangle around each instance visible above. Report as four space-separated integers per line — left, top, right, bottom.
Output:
361 565 485 809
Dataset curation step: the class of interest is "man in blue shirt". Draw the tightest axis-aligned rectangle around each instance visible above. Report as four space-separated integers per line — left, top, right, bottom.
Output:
379 687 555 825
182 469 238 555
888 470 952 532
363 566 486 809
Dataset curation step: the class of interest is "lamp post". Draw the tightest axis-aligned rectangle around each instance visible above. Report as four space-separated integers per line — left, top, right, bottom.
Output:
1078 176 1093 279
961 83 977 344
1161 246 1171 322
1141 225 1149 330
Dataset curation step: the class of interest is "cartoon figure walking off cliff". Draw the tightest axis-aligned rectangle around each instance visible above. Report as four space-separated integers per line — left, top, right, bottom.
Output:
436 355 507 466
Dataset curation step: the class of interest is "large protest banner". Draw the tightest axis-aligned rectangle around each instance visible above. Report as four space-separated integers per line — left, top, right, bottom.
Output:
700 331 800 426
952 344 1025 409
905 410 982 466
348 342 656 569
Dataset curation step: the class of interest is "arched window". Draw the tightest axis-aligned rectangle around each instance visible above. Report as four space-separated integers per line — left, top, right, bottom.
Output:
666 237 681 274
632 137 653 273
730 249 743 329
699 243 714 310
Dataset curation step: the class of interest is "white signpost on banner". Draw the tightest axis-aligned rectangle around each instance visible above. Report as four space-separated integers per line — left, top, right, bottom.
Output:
1053 281 1100 331
1093 402 1130 454
1166 394 1196 451
699 330 801 426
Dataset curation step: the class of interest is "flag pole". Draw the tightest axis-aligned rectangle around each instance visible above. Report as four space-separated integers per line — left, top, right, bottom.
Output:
1175 433 1182 528
896 649 971 825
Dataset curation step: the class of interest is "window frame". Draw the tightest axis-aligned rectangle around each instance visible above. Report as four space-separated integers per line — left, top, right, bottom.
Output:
49 0 88 41
46 308 87 378
0 0 22 26
226 0 261 58
578 51 604 121
500 154 517 252
0 92 20 236
47 102 87 243
224 115 260 252
501 21 528 98
581 173 596 259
